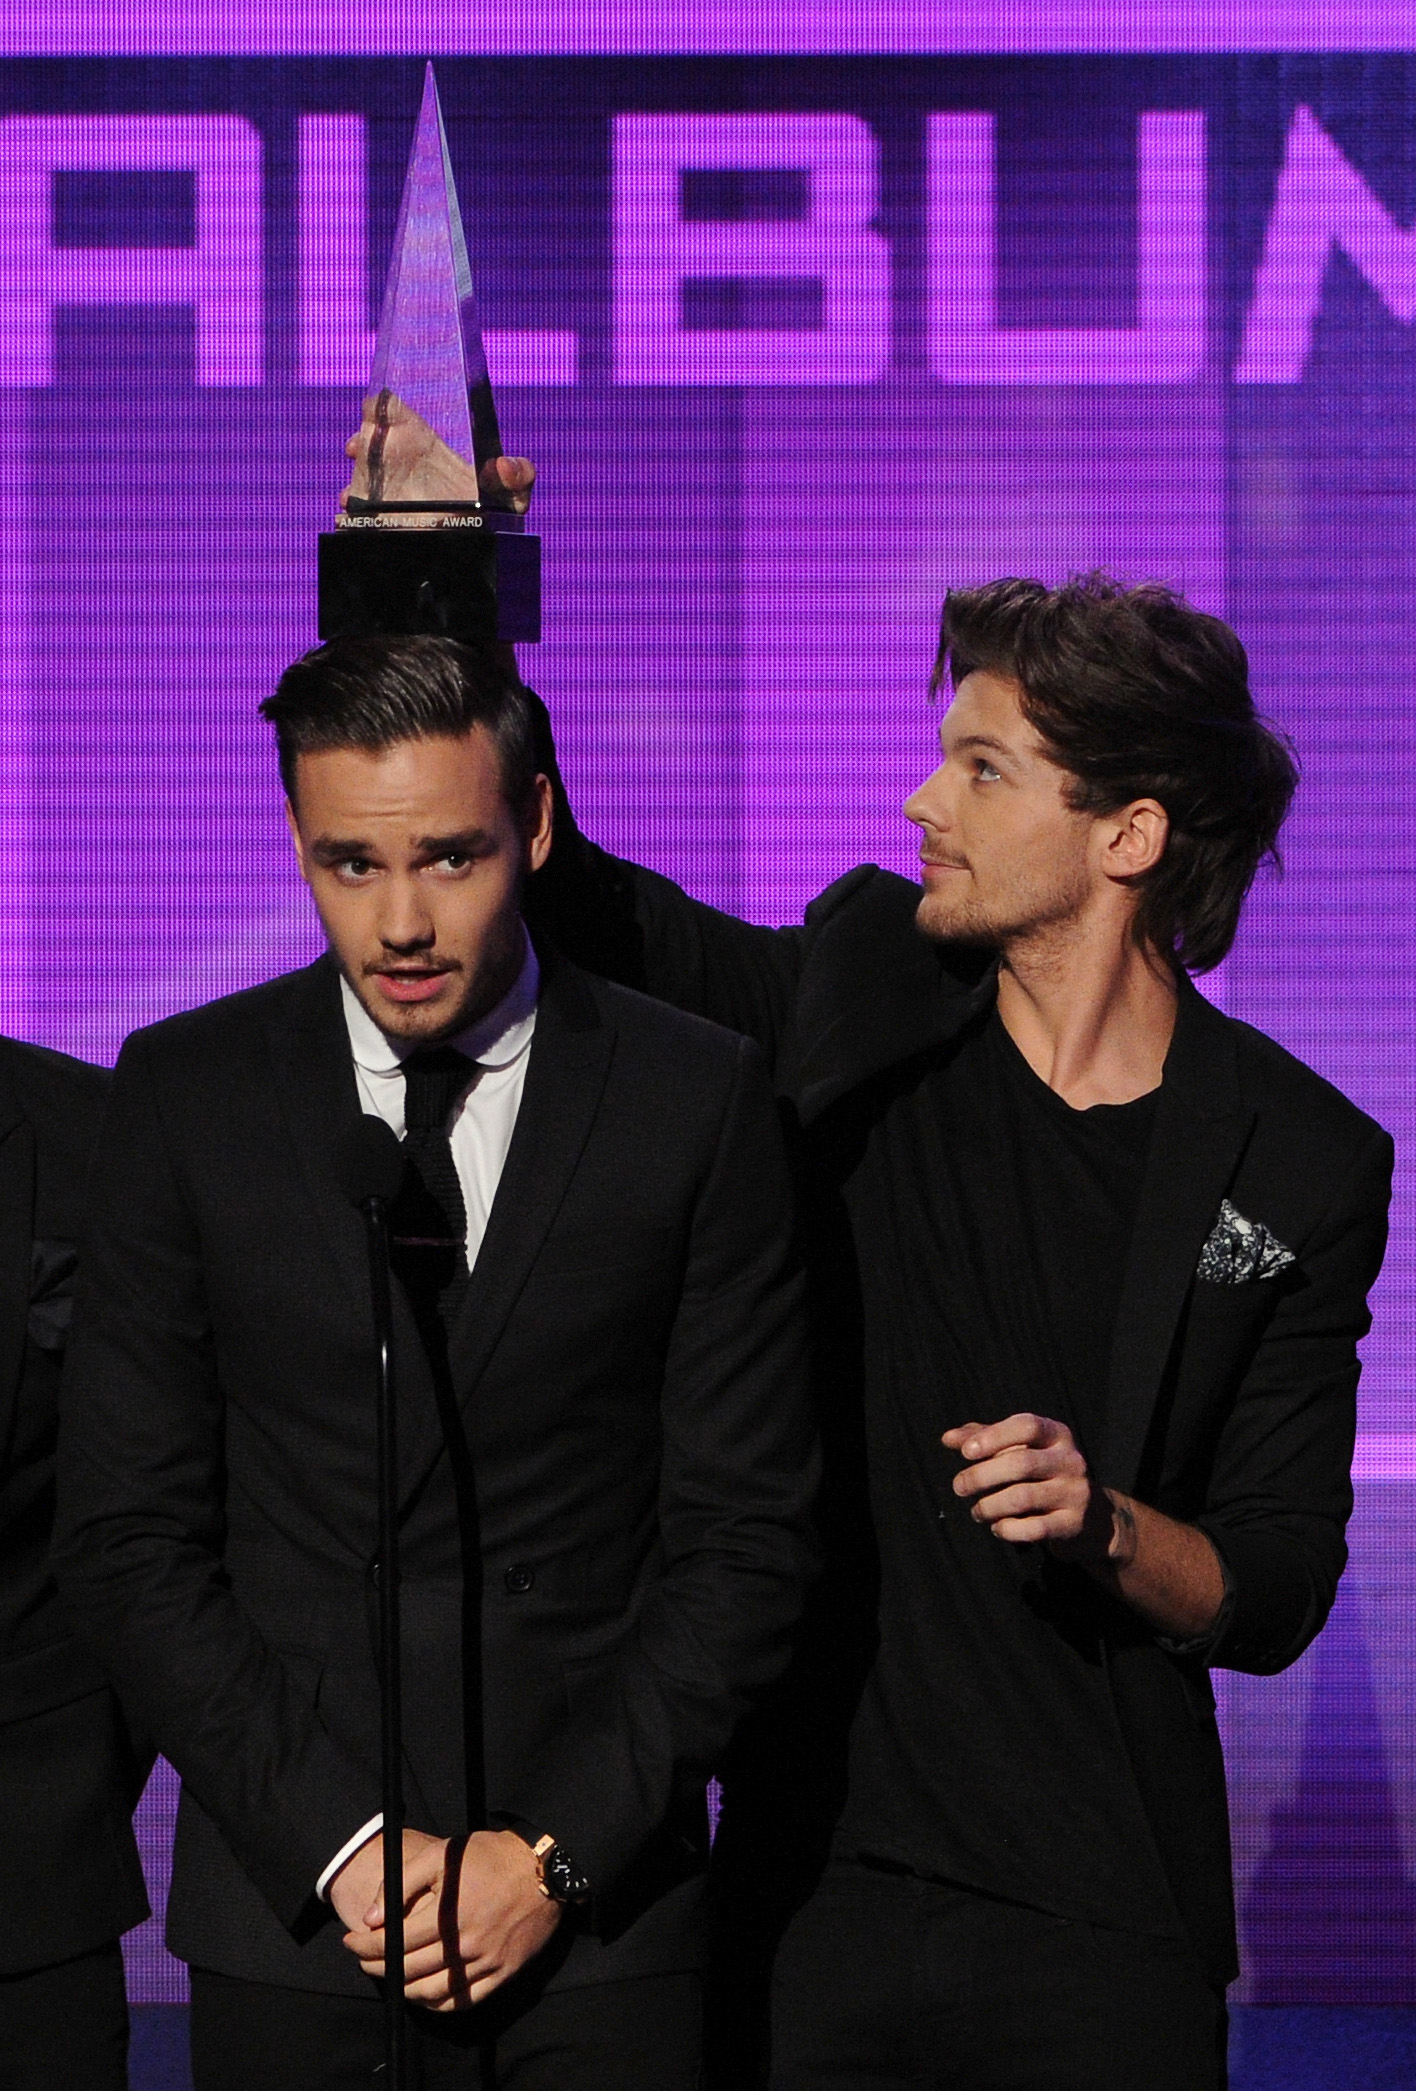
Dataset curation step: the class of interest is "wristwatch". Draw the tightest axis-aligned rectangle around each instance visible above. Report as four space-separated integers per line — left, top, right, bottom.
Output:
521 1830 592 1905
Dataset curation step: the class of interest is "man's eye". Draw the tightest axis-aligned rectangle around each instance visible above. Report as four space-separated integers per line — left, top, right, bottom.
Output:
976 761 1001 782
339 858 375 877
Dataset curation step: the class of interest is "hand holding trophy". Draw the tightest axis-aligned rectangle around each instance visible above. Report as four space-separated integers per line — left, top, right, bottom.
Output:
341 393 536 519
319 65 541 640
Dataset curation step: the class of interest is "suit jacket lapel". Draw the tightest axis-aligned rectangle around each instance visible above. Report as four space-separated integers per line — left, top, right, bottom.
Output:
263 957 441 1470
397 960 614 1501
0 1066 33 1463
1096 981 1255 1493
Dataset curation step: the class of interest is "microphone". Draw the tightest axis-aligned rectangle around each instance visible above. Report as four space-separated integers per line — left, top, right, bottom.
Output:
336 1113 405 1209
338 1111 409 2091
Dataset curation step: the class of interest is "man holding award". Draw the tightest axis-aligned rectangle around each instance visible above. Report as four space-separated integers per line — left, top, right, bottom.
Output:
54 74 817 2091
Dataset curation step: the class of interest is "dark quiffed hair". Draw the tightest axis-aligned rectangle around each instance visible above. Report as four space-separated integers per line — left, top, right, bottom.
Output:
935 574 1298 973
260 634 538 810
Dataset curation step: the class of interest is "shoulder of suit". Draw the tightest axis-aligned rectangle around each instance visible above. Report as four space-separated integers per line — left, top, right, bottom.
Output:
116 961 330 1066
568 963 759 1068
0 1036 109 1178
800 865 986 981
802 864 918 939
795 864 991 1028
0 1032 108 1117
1222 1006 1389 1159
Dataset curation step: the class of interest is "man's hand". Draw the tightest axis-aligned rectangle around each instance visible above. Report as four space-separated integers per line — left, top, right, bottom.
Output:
327 1826 444 1933
341 392 536 518
342 1828 561 2012
481 453 536 512
944 1413 1226 1640
944 1412 1113 1554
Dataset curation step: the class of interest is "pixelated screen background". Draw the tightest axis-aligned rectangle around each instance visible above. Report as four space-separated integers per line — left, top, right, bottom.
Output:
1 7 1413 2005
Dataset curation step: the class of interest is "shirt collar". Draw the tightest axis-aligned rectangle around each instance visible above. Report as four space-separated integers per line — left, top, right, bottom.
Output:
340 932 540 1077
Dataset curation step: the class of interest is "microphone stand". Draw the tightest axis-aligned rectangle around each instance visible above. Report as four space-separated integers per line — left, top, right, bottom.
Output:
356 1181 407 2091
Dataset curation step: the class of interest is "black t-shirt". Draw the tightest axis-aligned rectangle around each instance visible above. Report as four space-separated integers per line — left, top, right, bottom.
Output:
830 1006 1183 1935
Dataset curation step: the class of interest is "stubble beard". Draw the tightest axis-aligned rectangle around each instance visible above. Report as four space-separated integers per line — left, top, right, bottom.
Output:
347 912 527 1047
915 860 1092 956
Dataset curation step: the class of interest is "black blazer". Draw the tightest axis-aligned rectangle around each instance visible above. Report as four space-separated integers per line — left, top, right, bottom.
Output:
54 951 816 1998
0 1037 148 1976
526 844 1394 1984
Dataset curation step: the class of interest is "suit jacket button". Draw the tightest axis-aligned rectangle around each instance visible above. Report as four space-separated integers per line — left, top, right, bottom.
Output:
504 1564 535 1595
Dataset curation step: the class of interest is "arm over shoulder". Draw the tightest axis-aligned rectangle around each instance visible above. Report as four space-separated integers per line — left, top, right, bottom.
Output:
523 683 884 1077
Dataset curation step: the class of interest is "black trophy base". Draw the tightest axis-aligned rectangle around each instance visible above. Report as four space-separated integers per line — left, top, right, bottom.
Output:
317 525 541 645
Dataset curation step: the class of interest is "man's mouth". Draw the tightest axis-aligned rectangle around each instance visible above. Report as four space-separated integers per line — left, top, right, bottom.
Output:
920 856 968 874
371 967 455 1004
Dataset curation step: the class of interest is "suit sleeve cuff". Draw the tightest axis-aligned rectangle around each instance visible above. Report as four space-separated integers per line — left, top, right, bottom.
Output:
317 1814 383 1902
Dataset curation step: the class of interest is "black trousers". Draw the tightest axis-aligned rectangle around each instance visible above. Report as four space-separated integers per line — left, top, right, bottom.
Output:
189 1965 702 2091
0 1939 130 2091
769 1861 1227 2091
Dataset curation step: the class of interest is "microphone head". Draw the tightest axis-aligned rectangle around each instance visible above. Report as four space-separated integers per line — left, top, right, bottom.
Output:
336 1115 406 1208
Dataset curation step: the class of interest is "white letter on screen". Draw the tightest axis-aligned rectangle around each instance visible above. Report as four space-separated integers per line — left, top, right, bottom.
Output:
297 113 367 386
296 114 577 390
928 111 1206 385
612 113 889 384
1236 106 1416 383
0 115 263 386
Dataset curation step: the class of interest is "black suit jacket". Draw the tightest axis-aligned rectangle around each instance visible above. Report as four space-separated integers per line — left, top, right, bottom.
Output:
0 1037 149 1976
54 951 816 1997
526 843 1394 1984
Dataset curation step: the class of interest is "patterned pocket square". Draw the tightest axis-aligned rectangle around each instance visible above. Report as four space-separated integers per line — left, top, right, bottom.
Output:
1197 1199 1296 1285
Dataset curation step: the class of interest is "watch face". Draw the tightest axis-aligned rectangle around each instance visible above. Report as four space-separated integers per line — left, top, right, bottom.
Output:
543 1845 591 1902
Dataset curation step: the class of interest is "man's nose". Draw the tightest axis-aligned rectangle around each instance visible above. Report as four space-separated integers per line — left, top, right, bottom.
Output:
377 878 436 950
904 762 950 829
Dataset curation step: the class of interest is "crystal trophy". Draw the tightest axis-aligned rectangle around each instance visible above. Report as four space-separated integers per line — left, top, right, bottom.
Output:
317 65 540 644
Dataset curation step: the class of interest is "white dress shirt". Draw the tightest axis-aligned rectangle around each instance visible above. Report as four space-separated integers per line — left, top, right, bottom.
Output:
342 936 540 1272
316 933 540 1901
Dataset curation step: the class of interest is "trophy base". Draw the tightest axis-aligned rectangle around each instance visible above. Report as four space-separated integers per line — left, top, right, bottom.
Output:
317 526 541 644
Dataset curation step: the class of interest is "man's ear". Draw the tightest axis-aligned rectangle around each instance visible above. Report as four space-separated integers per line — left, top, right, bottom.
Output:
1101 798 1169 884
284 796 311 884
526 773 554 875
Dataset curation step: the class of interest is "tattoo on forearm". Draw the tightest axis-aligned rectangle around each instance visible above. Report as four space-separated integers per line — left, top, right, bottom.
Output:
1108 1493 1138 1566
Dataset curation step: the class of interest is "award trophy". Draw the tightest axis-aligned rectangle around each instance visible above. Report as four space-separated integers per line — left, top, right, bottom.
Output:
318 65 540 643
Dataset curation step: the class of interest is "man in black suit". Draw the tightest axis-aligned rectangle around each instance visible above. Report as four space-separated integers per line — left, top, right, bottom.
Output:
524 575 1394 2088
0 1039 149 2089
54 635 816 2090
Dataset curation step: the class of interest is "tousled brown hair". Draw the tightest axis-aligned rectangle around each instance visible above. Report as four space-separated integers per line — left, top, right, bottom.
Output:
935 574 1298 973
261 635 537 812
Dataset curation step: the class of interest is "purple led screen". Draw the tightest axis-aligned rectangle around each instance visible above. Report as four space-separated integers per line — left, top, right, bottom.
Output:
0 49 1412 2005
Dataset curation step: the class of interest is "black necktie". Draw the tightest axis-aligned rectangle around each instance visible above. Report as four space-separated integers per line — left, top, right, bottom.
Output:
390 1046 477 1325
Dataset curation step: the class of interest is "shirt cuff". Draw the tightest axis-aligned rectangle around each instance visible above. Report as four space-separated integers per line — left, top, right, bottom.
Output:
490 1814 544 1846
316 1814 384 1902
